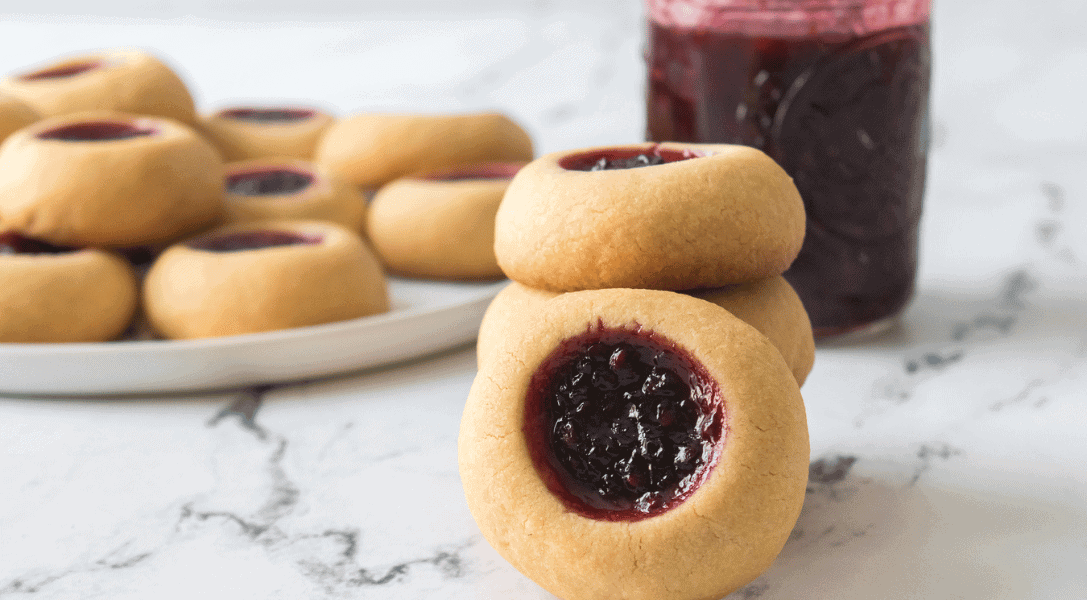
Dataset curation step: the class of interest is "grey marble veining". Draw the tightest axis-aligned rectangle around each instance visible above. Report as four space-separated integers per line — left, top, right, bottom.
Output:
2 0 1087 598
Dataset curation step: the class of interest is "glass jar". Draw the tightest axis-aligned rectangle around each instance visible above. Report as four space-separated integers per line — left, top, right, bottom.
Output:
645 0 932 338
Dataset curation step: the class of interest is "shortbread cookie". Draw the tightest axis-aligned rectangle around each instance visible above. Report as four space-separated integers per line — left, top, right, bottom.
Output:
367 162 524 280
0 49 196 124
691 276 815 386
199 106 335 161
460 288 809 600
0 95 38 143
221 158 367 235
477 276 815 385
0 233 137 343
494 143 805 292
143 220 388 339
315 112 533 190
0 111 222 247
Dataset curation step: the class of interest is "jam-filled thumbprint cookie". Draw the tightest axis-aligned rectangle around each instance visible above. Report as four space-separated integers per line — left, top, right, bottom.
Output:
221 158 367 235
0 111 223 248
199 105 335 161
315 112 534 191
143 220 389 339
367 162 525 280
0 48 196 124
460 288 809 600
0 233 137 343
494 143 805 292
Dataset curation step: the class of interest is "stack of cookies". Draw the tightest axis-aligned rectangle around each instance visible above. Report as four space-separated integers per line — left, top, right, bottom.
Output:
478 141 815 385
460 142 815 600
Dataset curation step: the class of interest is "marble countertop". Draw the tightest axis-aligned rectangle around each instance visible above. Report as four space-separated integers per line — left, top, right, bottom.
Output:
2 0 1086 598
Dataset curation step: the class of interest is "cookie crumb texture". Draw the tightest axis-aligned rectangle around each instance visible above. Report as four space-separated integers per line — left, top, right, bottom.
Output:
460 288 809 600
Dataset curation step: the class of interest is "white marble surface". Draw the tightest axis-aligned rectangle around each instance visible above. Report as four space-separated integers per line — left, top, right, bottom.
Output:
2 0 1087 598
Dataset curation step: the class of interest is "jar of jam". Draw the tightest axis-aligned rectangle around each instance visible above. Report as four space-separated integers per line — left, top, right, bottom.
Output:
645 0 932 338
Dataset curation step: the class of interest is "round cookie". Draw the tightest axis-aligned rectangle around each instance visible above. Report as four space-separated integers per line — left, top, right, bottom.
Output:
477 277 815 385
0 110 223 248
199 106 335 161
367 162 525 280
0 48 196 124
460 288 809 600
0 233 137 343
691 277 815 386
143 220 389 339
221 158 367 235
0 94 38 143
494 142 805 292
314 112 533 190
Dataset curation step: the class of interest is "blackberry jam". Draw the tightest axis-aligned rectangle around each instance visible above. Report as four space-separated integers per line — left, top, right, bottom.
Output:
0 233 76 255
646 0 932 337
524 324 724 521
188 230 321 252
227 169 315 196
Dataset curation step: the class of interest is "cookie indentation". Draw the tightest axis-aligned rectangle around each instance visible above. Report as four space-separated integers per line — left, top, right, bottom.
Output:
20 60 101 81
221 108 317 123
37 121 157 142
0 233 77 255
559 145 707 172
525 324 724 520
188 230 322 252
227 169 315 196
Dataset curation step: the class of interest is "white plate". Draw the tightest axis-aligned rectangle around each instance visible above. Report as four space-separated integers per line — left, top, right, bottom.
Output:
0 278 507 397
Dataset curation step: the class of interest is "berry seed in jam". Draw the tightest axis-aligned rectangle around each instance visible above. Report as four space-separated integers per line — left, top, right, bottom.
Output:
560 145 706 172
524 324 723 521
221 108 316 123
227 169 315 196
188 230 321 253
0 232 77 255
37 121 157 142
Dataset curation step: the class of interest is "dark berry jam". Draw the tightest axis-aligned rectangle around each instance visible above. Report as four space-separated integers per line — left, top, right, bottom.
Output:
227 169 315 196
37 121 157 142
425 162 524 182
646 20 931 336
560 145 706 172
20 60 100 81
524 323 724 521
0 232 77 255
188 230 321 252
221 108 316 123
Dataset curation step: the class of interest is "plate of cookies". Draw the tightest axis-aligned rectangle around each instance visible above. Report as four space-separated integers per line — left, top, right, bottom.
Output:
0 47 535 396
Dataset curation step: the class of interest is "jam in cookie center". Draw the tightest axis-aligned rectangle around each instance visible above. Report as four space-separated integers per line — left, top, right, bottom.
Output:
227 168 315 196
188 230 322 252
220 108 317 123
0 233 77 255
525 323 724 521
559 145 708 172
37 121 157 142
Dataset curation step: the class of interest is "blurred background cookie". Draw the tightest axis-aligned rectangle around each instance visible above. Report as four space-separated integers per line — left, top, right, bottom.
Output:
143 220 389 339
315 111 533 191
221 158 367 235
367 162 524 280
0 233 137 343
199 105 335 161
0 110 223 247
0 48 196 124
